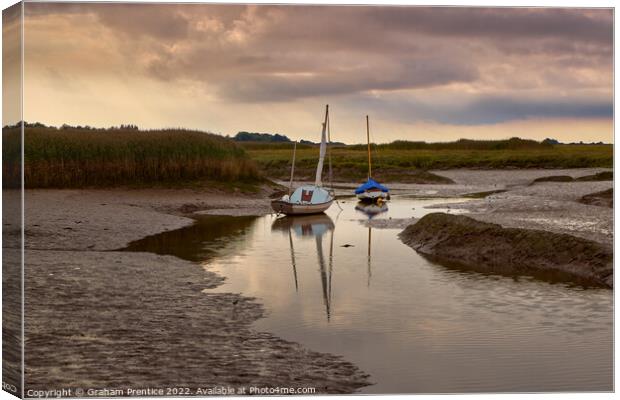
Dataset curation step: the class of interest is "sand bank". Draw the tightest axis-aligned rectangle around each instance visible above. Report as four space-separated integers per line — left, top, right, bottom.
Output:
400 213 612 288
396 168 612 288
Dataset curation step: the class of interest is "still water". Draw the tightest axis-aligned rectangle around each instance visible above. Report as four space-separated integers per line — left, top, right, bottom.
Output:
124 197 612 393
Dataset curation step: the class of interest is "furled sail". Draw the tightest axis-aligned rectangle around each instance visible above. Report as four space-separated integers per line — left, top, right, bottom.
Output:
314 105 329 186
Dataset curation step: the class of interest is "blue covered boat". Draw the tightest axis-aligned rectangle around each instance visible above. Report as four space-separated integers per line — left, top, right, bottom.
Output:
355 178 389 202
355 116 389 202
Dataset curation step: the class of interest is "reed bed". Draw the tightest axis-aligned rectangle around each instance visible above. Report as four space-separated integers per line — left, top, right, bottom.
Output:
3 126 260 188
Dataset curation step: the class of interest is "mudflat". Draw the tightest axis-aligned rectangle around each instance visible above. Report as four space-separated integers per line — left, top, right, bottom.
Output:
400 213 613 288
7 167 613 393
398 168 613 288
16 188 369 394
427 168 613 246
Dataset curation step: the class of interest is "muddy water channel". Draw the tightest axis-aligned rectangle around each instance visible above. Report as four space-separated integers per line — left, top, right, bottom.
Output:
124 196 612 393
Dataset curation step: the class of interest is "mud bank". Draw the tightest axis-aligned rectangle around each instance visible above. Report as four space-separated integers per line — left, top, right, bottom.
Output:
400 213 613 288
426 175 613 247
25 251 368 393
580 188 613 208
18 188 369 394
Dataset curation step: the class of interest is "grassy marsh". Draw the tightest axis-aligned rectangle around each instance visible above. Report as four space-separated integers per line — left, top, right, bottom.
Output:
3 126 612 188
243 141 612 182
3 126 260 188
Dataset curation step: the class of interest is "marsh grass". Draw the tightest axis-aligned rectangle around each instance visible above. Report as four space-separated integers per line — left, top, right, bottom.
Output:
4 126 612 188
245 141 612 182
3 126 260 188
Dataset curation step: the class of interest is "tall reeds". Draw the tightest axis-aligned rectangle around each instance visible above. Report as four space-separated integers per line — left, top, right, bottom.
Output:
3 126 260 188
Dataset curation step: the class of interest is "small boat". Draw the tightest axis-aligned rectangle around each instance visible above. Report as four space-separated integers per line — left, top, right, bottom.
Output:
271 105 334 215
355 178 389 202
355 116 389 202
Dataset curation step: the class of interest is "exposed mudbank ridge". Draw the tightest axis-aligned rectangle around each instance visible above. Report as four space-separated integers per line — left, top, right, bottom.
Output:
399 213 613 288
580 188 613 208
531 171 613 185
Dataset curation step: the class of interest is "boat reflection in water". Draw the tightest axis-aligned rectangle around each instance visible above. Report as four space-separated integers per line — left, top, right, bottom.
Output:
355 201 388 219
272 214 336 321
270 202 388 319
355 201 388 286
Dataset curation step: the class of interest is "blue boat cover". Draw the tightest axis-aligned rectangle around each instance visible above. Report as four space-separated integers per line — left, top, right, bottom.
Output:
355 178 389 194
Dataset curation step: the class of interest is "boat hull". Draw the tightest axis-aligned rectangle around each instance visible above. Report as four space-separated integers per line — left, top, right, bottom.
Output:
271 199 334 215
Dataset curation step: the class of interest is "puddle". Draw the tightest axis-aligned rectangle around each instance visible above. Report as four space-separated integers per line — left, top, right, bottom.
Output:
123 196 612 393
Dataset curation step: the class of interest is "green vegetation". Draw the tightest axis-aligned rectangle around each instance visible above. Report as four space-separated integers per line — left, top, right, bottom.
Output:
234 131 291 142
349 137 552 151
3 125 612 188
3 125 260 188
243 139 612 182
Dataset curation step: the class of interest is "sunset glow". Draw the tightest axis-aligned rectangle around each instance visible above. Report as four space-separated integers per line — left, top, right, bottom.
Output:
6 3 614 143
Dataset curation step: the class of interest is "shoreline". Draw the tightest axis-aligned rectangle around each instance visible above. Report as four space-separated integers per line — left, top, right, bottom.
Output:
10 167 613 393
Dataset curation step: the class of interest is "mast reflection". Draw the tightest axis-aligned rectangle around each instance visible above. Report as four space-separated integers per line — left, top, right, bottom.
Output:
272 214 335 321
355 202 388 286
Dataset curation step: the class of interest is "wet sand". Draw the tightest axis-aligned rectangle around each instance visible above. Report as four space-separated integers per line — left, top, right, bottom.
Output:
427 169 613 247
12 167 613 393
400 213 613 288
396 168 613 289
348 168 612 240
19 188 369 394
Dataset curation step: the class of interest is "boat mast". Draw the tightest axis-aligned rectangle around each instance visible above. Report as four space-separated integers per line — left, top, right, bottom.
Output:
314 104 329 187
288 141 297 196
327 109 333 190
366 115 372 180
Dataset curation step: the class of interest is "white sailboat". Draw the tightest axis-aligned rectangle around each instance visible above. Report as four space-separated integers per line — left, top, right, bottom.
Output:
271 105 334 215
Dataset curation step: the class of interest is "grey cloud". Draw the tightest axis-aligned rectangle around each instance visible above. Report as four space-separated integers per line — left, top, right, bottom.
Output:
251 6 612 59
349 94 612 125
96 5 190 41
217 57 478 102
368 7 612 44
23 4 613 108
450 96 613 125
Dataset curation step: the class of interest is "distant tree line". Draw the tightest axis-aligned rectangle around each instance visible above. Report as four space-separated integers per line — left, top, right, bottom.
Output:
234 131 291 142
2 123 610 147
2 121 141 131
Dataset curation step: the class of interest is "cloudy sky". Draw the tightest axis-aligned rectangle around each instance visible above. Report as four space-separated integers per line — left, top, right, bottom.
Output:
6 3 614 143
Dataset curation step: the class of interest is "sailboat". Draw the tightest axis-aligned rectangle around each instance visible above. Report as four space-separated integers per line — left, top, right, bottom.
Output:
355 115 389 203
271 105 334 215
